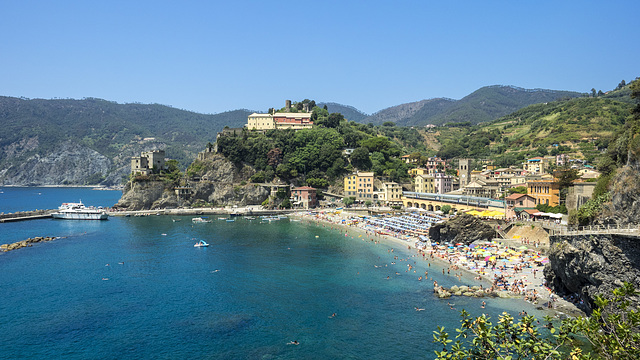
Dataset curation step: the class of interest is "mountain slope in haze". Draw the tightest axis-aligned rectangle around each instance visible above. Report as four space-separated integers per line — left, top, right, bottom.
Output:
421 85 584 126
362 98 454 126
318 102 368 122
0 96 251 186
360 85 584 127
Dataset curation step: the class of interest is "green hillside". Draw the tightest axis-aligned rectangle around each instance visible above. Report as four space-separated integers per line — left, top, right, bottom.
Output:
359 85 582 127
430 83 635 166
318 102 368 122
411 85 583 126
0 96 250 170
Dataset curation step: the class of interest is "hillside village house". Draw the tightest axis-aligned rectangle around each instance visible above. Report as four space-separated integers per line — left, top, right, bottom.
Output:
566 181 596 211
523 157 555 174
372 182 403 206
401 155 418 164
344 172 374 201
462 179 501 198
505 193 537 219
434 173 454 194
382 182 403 206
131 150 166 175
414 174 435 193
527 179 560 206
408 168 431 177
291 186 317 209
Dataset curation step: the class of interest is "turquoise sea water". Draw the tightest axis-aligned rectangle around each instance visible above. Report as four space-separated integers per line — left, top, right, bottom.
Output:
0 187 547 359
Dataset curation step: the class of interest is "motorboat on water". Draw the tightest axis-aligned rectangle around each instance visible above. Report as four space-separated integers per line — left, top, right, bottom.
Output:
51 201 108 220
194 240 209 247
192 217 212 223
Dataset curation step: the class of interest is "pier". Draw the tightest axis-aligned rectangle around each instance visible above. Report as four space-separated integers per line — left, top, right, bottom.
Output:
0 210 54 223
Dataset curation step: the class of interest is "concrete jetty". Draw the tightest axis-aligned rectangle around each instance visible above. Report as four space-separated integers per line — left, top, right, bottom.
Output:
0 210 54 223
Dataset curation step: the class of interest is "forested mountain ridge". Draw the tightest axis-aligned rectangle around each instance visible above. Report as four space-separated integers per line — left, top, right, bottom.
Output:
318 102 368 122
361 98 454 126
360 85 583 127
0 96 251 185
428 82 635 167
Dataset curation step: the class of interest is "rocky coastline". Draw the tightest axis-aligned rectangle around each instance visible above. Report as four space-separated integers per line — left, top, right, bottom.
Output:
1 236 59 252
428 213 496 244
544 233 640 314
114 154 270 211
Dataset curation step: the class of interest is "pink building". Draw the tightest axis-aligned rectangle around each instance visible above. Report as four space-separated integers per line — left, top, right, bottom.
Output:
505 193 537 219
434 173 454 194
291 186 317 209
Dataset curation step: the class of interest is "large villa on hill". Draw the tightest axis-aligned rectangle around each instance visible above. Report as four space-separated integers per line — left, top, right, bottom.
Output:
246 100 314 130
246 111 313 130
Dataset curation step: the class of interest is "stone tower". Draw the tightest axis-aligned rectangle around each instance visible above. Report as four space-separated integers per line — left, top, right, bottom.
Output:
458 158 472 188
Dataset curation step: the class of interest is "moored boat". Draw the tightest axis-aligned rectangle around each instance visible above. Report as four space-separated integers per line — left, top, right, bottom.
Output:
51 202 108 220
192 217 212 223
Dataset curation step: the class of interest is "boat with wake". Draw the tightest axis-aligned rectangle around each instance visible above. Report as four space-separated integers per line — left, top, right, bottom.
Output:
192 217 212 223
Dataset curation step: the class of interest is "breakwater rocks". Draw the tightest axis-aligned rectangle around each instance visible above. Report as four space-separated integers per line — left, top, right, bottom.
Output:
544 233 640 314
434 285 509 299
429 214 496 245
1 236 58 252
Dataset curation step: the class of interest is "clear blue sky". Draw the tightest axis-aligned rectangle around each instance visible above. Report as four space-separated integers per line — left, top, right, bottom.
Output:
1 0 638 115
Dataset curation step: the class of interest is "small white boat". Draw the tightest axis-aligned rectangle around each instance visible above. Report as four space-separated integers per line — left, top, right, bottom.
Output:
192 217 212 223
194 240 209 247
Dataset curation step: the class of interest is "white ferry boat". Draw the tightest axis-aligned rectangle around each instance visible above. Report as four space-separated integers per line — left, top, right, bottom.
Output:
51 202 109 220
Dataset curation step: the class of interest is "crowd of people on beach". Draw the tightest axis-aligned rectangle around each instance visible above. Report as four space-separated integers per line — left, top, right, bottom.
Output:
296 209 571 313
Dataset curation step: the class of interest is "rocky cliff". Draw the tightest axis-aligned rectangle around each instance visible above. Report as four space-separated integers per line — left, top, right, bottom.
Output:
600 147 640 226
544 143 640 313
114 154 270 210
544 234 640 313
0 140 114 186
428 214 496 245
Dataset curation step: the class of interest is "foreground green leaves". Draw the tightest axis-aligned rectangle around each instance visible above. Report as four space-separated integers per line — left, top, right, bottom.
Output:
434 283 640 359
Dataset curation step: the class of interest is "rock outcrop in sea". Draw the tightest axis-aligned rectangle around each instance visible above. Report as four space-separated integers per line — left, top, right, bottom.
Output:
428 214 496 245
1 236 58 252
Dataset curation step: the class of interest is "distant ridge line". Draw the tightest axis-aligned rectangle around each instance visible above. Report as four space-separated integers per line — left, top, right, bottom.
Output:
488 84 585 94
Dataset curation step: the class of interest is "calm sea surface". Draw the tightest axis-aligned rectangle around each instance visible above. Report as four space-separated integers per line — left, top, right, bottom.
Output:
0 187 546 359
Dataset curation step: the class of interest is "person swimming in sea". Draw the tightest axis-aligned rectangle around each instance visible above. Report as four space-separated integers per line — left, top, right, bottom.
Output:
287 340 299 345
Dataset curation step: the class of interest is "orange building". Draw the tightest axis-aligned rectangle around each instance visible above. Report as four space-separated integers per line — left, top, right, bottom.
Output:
527 179 560 206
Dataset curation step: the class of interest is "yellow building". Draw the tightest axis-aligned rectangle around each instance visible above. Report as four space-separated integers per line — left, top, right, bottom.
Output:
414 174 435 193
383 182 403 205
408 168 428 176
344 172 375 201
247 113 275 130
527 179 560 206
247 112 314 130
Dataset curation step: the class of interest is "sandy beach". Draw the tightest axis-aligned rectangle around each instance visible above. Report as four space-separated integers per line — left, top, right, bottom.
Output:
293 209 585 318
